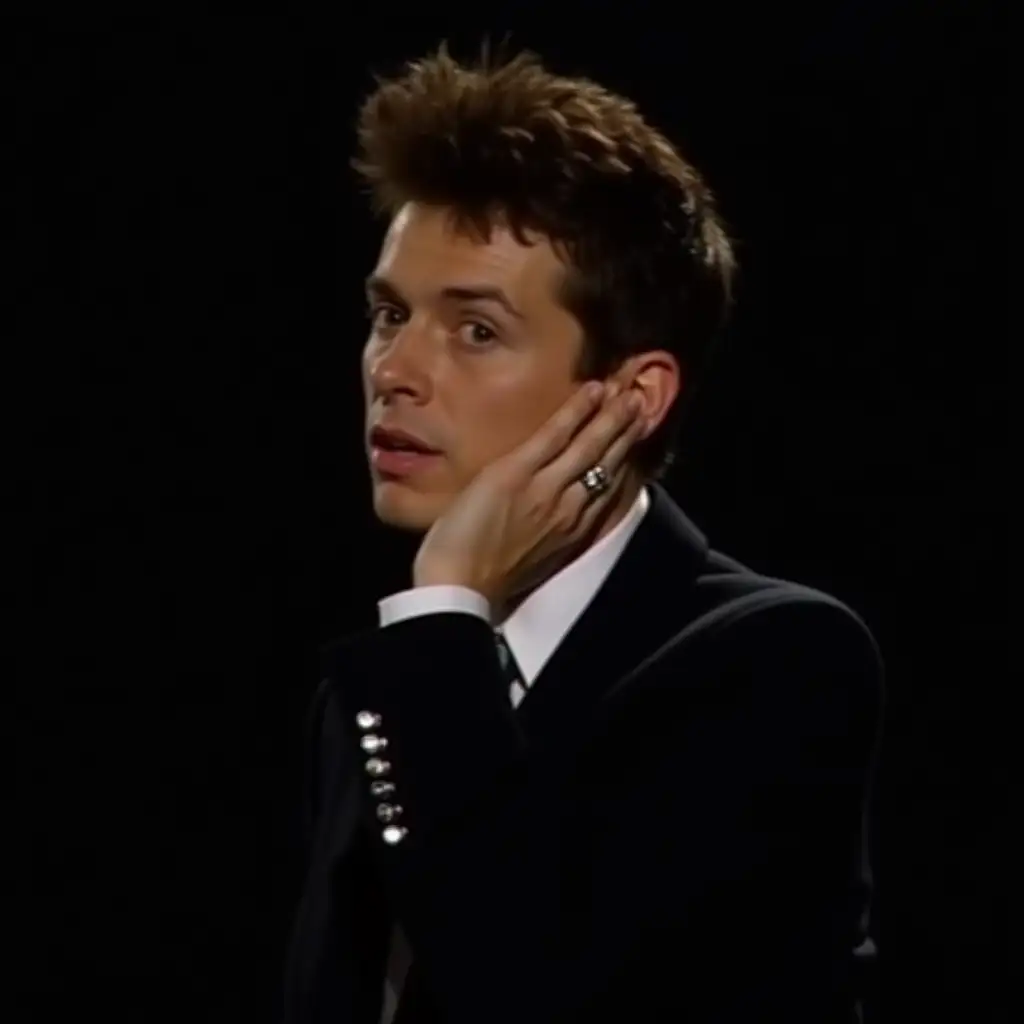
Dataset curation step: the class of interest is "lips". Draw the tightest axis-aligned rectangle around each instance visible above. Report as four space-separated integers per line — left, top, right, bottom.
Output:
369 426 442 479
369 425 441 454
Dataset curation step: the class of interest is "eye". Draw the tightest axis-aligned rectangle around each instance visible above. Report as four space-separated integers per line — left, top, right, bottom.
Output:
459 321 499 347
368 303 407 330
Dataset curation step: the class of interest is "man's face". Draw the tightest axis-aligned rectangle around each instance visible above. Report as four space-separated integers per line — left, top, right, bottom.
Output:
363 202 588 532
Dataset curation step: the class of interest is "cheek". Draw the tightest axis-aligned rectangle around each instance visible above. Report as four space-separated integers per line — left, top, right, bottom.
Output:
361 336 380 381
453 370 576 460
360 349 372 400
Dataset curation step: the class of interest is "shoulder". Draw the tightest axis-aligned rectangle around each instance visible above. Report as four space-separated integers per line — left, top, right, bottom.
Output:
629 555 885 733
591 559 885 786
683 550 882 672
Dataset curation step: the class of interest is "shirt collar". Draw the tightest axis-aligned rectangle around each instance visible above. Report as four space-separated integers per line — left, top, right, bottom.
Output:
497 486 651 687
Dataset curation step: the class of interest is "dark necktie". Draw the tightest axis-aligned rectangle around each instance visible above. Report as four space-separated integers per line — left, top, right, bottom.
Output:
494 629 526 703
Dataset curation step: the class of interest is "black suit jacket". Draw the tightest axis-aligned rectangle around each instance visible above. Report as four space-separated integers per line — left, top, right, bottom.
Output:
282 485 884 1023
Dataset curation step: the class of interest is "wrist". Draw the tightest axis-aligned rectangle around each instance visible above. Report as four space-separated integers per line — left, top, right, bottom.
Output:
412 558 473 592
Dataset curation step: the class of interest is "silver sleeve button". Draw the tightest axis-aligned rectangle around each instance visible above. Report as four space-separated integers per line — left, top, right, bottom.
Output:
375 803 403 823
364 757 391 777
382 825 408 846
356 710 382 731
360 734 388 754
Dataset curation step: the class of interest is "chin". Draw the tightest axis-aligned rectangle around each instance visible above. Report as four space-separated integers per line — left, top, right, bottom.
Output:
371 479 446 533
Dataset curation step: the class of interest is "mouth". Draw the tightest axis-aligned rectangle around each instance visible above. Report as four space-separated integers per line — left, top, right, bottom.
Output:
368 426 443 478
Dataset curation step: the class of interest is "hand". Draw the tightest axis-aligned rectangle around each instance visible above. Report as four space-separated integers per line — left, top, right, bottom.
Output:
413 381 646 609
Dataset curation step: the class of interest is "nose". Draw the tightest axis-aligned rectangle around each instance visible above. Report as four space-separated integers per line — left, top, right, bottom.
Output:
365 323 432 403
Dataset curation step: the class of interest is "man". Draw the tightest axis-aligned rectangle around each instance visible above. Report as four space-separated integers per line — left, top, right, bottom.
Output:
283 45 883 1024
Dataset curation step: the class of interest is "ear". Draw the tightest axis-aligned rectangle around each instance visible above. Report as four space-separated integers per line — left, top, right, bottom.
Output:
611 351 682 441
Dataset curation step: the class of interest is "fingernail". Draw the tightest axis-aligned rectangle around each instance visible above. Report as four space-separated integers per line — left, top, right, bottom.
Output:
585 382 602 400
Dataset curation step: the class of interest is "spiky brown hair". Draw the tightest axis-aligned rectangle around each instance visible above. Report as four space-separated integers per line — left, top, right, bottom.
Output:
354 44 736 478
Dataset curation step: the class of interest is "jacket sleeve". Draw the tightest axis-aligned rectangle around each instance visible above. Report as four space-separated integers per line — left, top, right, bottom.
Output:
324 596 884 1023
282 675 391 1024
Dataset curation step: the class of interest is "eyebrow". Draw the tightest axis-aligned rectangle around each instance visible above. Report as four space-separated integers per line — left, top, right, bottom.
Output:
364 274 525 321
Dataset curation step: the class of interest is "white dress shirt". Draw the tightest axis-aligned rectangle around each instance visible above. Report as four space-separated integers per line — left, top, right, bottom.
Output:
378 486 651 705
374 487 650 1022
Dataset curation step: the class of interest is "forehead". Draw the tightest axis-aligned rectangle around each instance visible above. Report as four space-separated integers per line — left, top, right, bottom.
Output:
373 203 565 303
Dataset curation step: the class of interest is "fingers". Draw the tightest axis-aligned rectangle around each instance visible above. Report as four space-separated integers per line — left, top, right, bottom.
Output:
598 397 646 476
513 382 604 472
539 383 644 491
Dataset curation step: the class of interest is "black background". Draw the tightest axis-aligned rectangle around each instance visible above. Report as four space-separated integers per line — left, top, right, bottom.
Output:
13 9 1005 1022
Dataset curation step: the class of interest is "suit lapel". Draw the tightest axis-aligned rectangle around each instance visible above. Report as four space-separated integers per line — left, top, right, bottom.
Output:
513 484 709 745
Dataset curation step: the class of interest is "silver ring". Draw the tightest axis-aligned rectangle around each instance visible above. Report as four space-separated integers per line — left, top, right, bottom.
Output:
580 464 610 498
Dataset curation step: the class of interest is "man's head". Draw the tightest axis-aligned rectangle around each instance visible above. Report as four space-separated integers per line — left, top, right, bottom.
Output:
357 45 736 532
